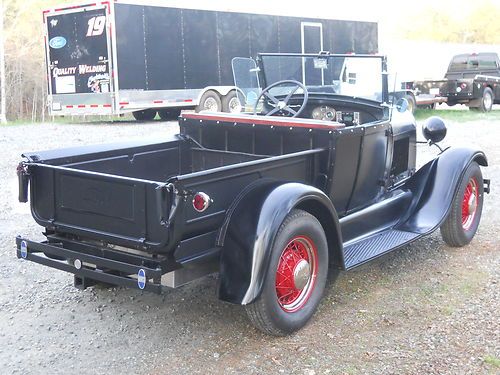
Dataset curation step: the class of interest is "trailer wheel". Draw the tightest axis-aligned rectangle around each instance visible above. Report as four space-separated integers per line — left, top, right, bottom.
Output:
222 91 242 113
440 162 484 247
478 87 494 113
196 90 222 113
245 209 328 336
132 109 157 121
158 108 181 121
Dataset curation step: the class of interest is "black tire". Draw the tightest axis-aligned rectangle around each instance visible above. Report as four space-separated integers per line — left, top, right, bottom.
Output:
245 209 328 336
479 87 494 113
440 162 484 247
132 109 157 121
158 108 181 121
195 90 222 113
221 91 242 113
404 94 416 114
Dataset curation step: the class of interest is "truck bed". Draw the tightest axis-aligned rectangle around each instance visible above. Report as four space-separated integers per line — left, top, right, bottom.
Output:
21 134 321 255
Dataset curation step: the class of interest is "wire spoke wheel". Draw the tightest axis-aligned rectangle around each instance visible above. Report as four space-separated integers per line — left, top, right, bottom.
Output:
461 177 478 231
275 236 318 312
440 161 484 247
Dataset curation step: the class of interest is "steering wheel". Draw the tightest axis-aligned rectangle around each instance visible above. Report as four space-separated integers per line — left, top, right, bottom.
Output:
253 80 309 117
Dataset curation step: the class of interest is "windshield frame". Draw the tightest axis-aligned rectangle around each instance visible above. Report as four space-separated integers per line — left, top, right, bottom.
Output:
255 53 389 104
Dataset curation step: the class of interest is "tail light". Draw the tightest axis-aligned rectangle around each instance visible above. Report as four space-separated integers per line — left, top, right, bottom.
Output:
192 192 212 212
460 82 467 89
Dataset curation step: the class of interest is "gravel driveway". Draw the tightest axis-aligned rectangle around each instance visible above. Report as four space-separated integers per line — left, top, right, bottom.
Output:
0 117 498 375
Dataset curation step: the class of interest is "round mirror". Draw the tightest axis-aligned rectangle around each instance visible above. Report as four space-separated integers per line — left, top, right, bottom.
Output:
422 116 447 143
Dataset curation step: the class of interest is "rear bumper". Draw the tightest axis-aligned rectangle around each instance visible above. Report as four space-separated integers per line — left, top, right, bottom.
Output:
16 236 164 293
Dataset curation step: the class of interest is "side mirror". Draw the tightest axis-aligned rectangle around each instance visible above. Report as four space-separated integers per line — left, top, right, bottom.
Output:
422 116 447 143
395 98 409 113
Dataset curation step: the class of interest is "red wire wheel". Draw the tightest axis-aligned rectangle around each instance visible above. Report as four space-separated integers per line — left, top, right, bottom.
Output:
275 236 318 313
461 177 479 231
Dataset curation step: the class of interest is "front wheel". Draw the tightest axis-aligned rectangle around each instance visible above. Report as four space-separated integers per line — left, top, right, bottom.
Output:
245 209 328 336
440 161 484 247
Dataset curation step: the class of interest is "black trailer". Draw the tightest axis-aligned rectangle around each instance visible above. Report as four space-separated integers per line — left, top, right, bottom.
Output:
43 1 378 120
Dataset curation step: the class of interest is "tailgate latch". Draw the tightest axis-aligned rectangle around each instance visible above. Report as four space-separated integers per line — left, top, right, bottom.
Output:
17 162 30 203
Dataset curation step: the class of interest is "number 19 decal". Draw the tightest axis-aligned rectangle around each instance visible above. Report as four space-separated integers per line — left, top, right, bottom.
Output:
87 16 106 37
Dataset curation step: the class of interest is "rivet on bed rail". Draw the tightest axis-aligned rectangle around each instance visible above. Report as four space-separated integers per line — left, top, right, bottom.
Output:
199 120 202 123
289 127 293 130
329 131 332 134
234 122 237 126
217 121 220 124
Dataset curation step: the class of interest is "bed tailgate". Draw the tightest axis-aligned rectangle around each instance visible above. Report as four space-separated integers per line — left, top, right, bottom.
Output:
19 163 172 251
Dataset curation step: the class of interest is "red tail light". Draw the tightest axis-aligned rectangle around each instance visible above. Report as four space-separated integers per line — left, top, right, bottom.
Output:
460 82 467 89
192 192 211 212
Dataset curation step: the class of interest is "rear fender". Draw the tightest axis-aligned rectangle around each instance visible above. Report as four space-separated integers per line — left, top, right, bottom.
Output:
399 147 488 233
217 181 342 305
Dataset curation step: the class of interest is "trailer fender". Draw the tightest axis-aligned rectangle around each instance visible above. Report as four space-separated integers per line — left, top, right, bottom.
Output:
399 147 488 234
217 181 342 305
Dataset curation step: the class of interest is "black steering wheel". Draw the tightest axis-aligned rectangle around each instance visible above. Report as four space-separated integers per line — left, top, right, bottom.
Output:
253 80 309 117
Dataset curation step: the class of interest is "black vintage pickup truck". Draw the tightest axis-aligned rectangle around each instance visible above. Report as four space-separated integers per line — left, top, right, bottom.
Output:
402 52 500 112
16 53 490 336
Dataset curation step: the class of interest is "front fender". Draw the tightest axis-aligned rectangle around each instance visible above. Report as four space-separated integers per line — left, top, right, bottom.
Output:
399 147 488 233
217 181 341 305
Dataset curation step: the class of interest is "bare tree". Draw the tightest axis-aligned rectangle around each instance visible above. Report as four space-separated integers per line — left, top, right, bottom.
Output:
0 0 6 124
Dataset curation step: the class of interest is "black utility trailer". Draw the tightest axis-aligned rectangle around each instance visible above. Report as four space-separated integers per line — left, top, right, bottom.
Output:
43 1 378 120
17 53 489 336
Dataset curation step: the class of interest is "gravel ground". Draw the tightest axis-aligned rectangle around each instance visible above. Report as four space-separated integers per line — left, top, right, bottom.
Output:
0 117 498 375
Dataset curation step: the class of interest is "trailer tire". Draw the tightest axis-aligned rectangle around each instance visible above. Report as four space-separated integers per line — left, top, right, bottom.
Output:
440 162 484 247
222 91 242 113
245 209 328 336
158 108 182 121
196 90 222 113
132 109 157 121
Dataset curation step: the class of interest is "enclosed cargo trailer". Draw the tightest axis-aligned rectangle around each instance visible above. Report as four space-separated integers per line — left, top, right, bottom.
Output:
43 1 378 119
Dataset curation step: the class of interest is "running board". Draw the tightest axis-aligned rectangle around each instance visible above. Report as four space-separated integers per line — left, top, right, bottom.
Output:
343 230 420 270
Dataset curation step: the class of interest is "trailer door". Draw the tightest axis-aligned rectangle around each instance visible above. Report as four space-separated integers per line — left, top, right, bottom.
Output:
45 4 113 114
301 22 324 86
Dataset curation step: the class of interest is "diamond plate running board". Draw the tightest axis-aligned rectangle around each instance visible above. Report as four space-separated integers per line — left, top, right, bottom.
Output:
343 230 420 270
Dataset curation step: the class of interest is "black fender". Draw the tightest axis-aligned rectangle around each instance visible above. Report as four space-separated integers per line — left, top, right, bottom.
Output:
217 180 342 305
399 147 488 233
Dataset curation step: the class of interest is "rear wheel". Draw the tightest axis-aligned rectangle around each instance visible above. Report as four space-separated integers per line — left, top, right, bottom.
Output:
158 108 181 121
440 162 484 247
221 91 242 113
479 87 494 113
132 109 157 121
245 209 328 336
196 90 222 113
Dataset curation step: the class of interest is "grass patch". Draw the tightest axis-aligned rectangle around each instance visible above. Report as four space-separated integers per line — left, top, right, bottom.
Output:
484 355 500 367
414 109 500 122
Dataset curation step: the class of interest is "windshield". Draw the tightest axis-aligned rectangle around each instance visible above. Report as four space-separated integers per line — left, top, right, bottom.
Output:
233 54 385 106
261 54 384 101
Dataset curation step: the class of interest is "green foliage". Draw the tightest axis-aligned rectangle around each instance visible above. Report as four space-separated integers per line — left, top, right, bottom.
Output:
400 0 500 44
483 355 500 368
